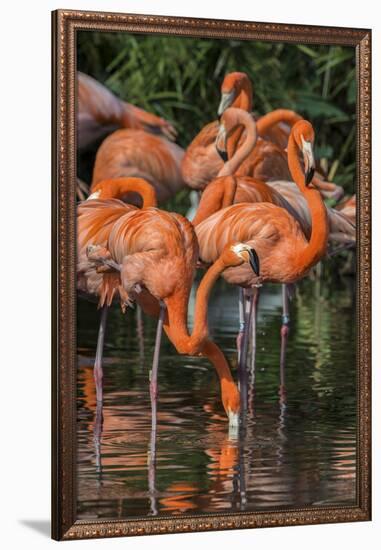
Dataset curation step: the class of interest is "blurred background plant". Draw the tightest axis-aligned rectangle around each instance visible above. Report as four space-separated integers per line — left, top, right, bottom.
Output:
78 31 356 208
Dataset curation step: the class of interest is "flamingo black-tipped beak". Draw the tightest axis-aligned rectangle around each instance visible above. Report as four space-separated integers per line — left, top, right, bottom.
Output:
306 167 315 186
216 124 228 162
248 248 260 276
301 136 316 186
216 147 228 162
218 90 236 116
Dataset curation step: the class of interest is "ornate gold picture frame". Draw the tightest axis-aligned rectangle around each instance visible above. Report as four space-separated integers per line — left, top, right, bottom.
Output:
52 8 371 541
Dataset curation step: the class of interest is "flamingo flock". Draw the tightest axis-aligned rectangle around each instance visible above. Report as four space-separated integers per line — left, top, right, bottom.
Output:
76 70 356 430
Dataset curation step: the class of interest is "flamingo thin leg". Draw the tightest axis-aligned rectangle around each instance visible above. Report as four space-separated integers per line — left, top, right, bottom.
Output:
281 283 290 329
94 305 108 404
136 305 145 366
236 288 245 359
238 420 247 510
150 301 166 430
94 400 103 480
148 301 165 516
238 291 253 413
249 288 260 384
280 284 290 397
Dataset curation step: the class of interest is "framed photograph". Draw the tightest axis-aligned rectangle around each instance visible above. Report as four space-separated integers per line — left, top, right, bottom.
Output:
52 9 371 541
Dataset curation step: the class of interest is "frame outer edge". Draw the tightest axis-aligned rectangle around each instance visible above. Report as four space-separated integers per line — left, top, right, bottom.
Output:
52 9 372 540
358 30 372 519
53 8 78 540
51 9 60 541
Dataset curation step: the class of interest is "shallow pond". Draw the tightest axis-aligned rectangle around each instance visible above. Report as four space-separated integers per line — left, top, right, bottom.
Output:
77 271 357 519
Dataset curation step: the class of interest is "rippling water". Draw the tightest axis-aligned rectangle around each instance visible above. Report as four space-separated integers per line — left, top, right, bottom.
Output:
77 272 357 519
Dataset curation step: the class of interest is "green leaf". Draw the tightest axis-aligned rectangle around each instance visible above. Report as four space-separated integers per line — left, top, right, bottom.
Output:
296 44 319 58
295 93 346 118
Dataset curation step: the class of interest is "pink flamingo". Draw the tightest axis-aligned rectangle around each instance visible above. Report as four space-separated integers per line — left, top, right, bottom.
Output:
195 120 329 409
78 71 176 150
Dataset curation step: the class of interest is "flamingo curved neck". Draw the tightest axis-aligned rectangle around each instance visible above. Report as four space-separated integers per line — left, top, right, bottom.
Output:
233 84 253 112
134 261 238 416
218 112 257 177
287 134 328 271
94 178 158 207
162 255 238 416
225 86 253 159
192 177 237 227
256 109 302 136
164 257 226 355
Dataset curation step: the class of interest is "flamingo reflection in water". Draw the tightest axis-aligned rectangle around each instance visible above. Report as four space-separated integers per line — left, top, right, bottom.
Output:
78 325 289 516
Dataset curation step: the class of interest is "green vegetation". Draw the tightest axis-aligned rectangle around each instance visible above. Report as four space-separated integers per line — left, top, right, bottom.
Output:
78 31 356 194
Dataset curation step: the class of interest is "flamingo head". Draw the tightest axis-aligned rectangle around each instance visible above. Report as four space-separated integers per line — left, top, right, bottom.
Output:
215 108 254 162
215 120 229 162
218 71 253 116
220 243 260 275
88 181 111 200
88 177 157 207
292 120 316 186
221 380 241 428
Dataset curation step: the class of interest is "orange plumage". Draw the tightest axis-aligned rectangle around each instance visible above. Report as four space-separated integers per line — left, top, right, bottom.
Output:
77 198 137 307
192 108 354 247
78 72 176 149
86 206 263 420
89 176 158 207
196 120 329 289
91 129 185 203
267 180 355 246
78 179 261 420
181 71 302 189
77 179 157 307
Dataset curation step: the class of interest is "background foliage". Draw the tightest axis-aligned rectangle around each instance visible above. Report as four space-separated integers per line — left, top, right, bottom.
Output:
78 31 356 195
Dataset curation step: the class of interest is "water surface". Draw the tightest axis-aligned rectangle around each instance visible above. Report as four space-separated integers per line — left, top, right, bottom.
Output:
77 273 357 519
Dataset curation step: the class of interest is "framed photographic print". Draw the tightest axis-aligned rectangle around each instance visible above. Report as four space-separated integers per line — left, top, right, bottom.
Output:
52 9 371 541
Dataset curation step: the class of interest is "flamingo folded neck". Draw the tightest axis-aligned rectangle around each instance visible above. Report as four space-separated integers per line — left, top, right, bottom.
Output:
234 86 253 113
162 256 239 416
256 109 302 137
192 177 237 227
163 257 225 354
287 135 328 273
225 88 253 159
218 110 258 178
90 177 158 207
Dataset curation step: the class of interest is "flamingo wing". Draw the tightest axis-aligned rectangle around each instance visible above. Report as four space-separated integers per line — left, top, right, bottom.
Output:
181 121 223 189
92 129 185 202
195 202 304 287
267 180 355 245
78 72 176 149
236 139 290 181
77 199 135 302
107 209 198 301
